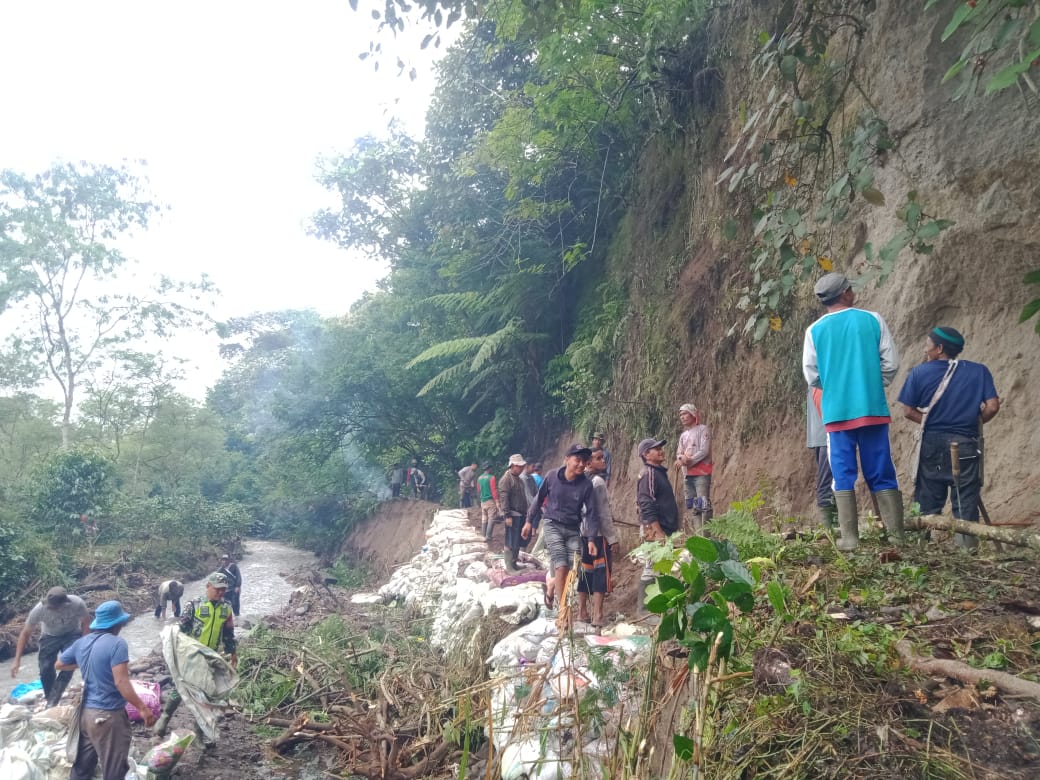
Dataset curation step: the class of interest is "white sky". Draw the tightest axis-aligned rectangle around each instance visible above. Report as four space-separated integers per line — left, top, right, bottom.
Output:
0 1 447 398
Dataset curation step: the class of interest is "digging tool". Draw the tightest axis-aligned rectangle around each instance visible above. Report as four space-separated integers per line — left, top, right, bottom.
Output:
950 441 963 513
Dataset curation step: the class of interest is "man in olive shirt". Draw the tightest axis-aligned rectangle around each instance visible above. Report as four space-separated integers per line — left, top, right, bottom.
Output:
497 454 530 572
11 586 90 706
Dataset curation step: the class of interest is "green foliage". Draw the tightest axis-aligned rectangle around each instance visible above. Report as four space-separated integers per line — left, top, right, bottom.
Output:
644 534 758 671
27 447 116 539
704 493 782 561
1020 268 1040 335
927 0 1040 99
721 5 954 339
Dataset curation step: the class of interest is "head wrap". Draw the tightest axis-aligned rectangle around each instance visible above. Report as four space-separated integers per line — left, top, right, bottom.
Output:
931 326 965 357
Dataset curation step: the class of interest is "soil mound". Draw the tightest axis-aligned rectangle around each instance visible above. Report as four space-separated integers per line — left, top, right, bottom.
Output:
341 498 438 575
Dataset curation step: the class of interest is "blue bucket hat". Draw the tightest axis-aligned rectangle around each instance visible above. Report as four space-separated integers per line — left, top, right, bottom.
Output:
90 600 132 630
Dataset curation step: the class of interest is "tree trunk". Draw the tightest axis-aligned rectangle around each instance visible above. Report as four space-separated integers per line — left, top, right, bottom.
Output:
908 514 1040 551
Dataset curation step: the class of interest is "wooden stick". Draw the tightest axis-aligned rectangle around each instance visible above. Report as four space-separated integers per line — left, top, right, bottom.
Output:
908 514 1040 550
895 640 1040 700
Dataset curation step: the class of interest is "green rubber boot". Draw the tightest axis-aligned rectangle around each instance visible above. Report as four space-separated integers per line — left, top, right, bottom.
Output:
875 489 904 544
834 490 859 552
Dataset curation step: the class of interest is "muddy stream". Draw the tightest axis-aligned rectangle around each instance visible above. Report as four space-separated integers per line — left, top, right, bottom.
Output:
2 539 316 695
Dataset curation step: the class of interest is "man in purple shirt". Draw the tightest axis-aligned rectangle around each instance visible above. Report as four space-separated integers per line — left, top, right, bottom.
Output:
522 444 600 610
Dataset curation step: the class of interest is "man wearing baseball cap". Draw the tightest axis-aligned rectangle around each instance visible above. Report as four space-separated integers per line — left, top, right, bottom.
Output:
637 438 680 542
11 585 89 706
57 600 157 779
154 571 238 743
803 272 902 551
497 454 530 572
522 444 601 611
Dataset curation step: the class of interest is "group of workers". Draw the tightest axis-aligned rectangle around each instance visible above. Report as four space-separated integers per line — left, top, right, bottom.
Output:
10 554 243 779
803 272 1000 551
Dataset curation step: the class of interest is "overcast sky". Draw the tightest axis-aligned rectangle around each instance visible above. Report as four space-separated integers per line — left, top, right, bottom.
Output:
0 1 446 397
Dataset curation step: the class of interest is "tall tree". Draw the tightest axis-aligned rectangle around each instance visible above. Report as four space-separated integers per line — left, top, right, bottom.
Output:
0 162 211 447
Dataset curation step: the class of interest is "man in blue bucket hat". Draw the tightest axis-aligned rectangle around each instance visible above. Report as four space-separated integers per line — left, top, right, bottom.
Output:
56 600 156 780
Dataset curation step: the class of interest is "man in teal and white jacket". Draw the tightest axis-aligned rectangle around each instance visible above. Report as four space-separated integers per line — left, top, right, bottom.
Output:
802 272 902 551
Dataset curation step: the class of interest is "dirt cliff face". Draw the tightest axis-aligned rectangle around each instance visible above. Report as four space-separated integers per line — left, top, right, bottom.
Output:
601 1 1040 524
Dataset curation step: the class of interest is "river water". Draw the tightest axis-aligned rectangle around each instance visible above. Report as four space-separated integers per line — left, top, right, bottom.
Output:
2 538 316 698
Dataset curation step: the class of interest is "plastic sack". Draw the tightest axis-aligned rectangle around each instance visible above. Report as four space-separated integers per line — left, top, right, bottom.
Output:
141 731 194 774
8 681 43 705
124 680 161 722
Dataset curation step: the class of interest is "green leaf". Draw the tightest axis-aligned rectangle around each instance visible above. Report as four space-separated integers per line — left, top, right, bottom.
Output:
924 0 942 9
689 603 724 632
861 187 885 206
1023 269 1040 285
1030 18 1040 48
941 3 974 42
917 219 954 239
985 52 1040 93
685 535 718 562
905 201 922 229
722 218 738 241
1020 298 1040 323
658 611 679 641
673 734 695 762
779 55 798 82
719 581 752 601
783 208 801 226
657 575 685 594
687 640 710 672
720 559 755 587
767 580 788 616
646 593 671 613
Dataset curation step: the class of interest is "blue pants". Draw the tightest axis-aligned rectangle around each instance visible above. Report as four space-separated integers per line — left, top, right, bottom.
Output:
828 424 898 492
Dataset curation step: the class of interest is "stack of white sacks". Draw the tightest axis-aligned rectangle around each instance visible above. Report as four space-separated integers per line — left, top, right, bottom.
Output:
357 508 653 780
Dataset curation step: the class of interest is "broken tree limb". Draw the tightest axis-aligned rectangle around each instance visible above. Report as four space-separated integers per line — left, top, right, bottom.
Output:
895 640 1040 701
907 515 1040 550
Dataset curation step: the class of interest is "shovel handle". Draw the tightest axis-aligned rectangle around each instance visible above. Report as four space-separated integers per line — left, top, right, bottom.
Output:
950 441 960 479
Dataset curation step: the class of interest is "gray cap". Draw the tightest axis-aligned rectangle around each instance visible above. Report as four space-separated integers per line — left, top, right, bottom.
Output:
637 438 667 458
207 572 229 587
814 272 852 304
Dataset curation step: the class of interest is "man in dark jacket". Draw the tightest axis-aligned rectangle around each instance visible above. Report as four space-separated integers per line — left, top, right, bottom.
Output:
637 437 680 540
498 454 530 572
218 554 242 616
522 444 600 610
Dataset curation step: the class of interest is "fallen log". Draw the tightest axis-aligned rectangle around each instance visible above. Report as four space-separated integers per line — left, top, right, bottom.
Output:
895 640 1040 701
907 515 1040 551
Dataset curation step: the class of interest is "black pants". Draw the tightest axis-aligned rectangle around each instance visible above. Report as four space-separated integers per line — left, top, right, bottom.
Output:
39 631 80 706
916 431 981 521
813 445 834 507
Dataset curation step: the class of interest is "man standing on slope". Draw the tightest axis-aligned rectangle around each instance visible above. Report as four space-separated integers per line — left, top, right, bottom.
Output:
458 462 478 508
577 445 619 627
497 454 530 572
898 326 1000 549
675 404 713 530
802 272 902 551
478 464 502 542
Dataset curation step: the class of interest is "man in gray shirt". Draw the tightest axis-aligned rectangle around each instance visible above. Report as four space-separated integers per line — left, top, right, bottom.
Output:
11 586 90 705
